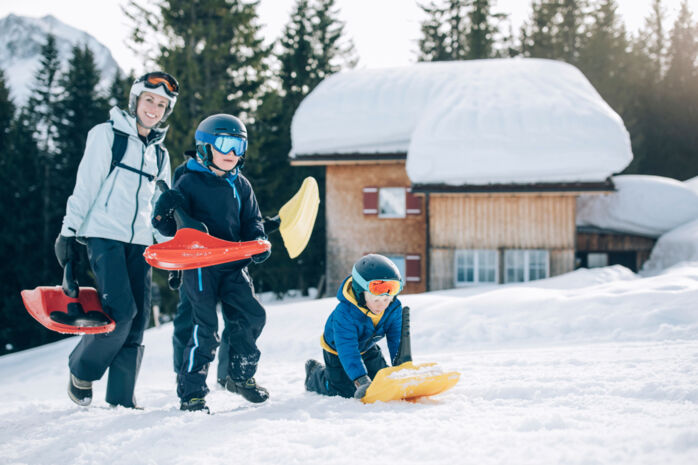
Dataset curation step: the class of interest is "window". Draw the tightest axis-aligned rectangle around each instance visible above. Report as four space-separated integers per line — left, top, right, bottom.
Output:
383 254 421 284
384 255 406 281
363 187 422 217
587 253 609 268
504 249 549 283
379 188 406 218
455 250 498 286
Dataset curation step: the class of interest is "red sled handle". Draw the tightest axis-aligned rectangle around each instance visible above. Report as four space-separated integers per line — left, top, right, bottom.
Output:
144 228 271 270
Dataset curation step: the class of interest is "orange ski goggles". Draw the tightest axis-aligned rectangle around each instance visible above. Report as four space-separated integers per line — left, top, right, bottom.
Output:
142 72 179 96
366 279 403 297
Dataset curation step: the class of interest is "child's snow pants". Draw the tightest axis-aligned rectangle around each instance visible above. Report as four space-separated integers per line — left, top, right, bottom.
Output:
306 345 388 398
177 265 265 401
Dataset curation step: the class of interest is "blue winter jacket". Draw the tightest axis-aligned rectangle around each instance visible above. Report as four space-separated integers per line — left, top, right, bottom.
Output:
322 277 403 381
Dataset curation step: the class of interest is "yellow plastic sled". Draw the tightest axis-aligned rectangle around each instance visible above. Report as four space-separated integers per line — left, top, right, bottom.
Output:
361 362 460 404
278 177 320 259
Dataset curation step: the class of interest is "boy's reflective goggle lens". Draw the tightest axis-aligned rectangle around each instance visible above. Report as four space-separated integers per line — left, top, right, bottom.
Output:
367 279 402 296
213 135 247 156
143 72 179 96
195 131 247 156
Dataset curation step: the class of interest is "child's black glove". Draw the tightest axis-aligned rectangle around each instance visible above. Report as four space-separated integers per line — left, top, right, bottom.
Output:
152 190 185 237
251 237 271 264
353 375 371 399
168 270 182 290
54 234 79 268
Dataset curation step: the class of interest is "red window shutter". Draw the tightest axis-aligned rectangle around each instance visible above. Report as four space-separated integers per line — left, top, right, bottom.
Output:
405 254 421 283
406 188 422 215
363 187 378 215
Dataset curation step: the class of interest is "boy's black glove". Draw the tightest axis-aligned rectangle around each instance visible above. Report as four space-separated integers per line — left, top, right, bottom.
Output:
152 190 185 237
251 237 271 264
353 375 371 400
168 270 182 290
54 234 79 268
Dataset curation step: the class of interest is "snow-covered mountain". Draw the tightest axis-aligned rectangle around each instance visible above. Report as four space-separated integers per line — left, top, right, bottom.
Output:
0 14 122 106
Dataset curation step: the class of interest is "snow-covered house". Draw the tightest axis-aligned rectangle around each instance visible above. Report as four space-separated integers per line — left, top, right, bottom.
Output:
290 58 633 293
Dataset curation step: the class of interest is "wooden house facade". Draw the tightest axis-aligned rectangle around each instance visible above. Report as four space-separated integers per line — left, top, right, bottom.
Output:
293 154 615 295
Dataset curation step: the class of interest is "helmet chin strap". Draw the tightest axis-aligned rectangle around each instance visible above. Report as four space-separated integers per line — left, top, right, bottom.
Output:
200 144 241 175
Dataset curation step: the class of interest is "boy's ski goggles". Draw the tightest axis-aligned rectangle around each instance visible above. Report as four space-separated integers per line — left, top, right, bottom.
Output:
142 72 179 97
365 279 403 297
195 131 248 156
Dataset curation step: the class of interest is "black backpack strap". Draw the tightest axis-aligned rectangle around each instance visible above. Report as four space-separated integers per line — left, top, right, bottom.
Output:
109 126 129 177
107 122 160 182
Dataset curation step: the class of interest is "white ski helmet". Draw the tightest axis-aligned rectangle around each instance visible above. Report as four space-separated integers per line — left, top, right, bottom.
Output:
128 71 179 124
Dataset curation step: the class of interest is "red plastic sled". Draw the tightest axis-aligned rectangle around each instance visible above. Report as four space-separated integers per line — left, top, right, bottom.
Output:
21 286 115 335
144 228 271 270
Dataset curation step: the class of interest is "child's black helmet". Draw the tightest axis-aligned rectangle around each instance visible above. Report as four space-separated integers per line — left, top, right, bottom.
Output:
194 114 248 171
351 254 403 299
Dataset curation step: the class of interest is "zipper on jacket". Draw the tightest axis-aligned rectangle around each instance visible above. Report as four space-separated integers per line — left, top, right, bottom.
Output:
103 170 120 208
129 143 146 243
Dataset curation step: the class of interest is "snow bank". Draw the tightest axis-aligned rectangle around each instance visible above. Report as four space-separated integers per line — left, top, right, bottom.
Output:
1 264 698 465
685 175 698 194
291 58 632 185
576 175 698 237
642 218 698 274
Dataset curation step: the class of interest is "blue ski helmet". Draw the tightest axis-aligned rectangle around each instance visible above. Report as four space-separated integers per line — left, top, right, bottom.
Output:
351 254 403 301
194 114 248 170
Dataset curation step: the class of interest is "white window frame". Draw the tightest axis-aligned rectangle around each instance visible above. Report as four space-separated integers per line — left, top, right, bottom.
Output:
378 187 406 218
587 252 609 268
454 249 499 286
384 254 406 282
504 249 550 283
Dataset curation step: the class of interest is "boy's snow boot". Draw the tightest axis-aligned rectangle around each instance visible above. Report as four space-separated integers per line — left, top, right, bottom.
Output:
180 397 210 413
68 373 92 406
304 359 323 390
225 376 269 403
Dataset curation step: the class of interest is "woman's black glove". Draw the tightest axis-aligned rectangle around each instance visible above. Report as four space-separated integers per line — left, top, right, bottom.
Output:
152 190 185 237
353 375 371 400
54 234 79 268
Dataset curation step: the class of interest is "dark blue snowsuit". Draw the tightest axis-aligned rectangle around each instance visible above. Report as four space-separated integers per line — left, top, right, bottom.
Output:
174 159 267 402
306 277 403 398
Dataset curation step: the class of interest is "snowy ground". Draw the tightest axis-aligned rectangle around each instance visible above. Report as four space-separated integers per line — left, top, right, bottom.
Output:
1 263 697 465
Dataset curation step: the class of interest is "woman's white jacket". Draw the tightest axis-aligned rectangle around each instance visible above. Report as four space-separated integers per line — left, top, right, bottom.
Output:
60 107 171 246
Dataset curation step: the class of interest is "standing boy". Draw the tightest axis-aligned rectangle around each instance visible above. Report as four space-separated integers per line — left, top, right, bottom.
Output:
152 114 270 412
56 72 179 408
305 254 405 399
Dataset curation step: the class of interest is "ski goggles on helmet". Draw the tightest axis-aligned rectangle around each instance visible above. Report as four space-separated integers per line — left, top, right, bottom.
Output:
366 279 403 296
352 268 403 296
195 131 248 156
141 72 179 97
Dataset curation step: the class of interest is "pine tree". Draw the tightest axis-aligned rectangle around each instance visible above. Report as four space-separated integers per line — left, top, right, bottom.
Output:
247 0 355 296
577 0 630 112
658 0 698 179
0 70 61 353
125 0 271 166
109 69 133 109
466 0 506 59
418 0 506 61
55 44 109 200
24 34 63 284
519 0 588 63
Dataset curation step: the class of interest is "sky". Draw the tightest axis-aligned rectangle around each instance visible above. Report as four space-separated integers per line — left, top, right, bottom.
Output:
0 0 695 75
1 259 697 464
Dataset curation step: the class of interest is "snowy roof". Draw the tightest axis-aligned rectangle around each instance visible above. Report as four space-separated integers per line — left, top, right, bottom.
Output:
576 175 698 238
290 58 633 185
